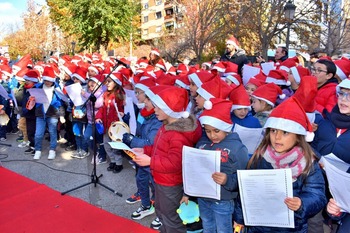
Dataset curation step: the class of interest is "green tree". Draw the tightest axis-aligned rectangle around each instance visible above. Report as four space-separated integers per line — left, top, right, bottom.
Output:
47 0 140 51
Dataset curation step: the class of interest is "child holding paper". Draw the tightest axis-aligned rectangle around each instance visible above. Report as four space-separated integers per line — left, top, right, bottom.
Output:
132 86 202 233
326 198 350 233
234 96 327 232
186 98 249 233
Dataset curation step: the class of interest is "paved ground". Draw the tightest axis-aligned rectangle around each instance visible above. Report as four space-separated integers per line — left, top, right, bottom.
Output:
0 132 155 230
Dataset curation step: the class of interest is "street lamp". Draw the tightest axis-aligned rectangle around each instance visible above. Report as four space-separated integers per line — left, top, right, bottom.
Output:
71 41 76 55
284 0 296 51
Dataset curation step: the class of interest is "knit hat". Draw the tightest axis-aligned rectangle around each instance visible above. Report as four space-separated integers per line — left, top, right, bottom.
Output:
336 78 350 92
42 66 57 82
293 76 317 113
197 77 233 109
150 48 160 56
229 85 251 110
134 77 156 92
252 83 285 107
334 57 350 80
278 57 299 72
150 86 190 118
188 71 215 87
72 66 88 83
290 66 311 84
264 96 315 142
199 98 233 132
266 69 290 86
23 69 40 83
175 74 190 90
226 36 240 49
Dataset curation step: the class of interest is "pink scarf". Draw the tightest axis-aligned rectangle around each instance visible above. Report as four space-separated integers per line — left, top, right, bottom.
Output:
263 145 306 180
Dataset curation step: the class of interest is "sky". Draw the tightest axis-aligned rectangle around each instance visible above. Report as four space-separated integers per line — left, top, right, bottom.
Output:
0 0 46 40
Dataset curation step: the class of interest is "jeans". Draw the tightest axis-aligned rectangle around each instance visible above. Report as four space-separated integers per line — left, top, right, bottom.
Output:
136 165 155 207
73 121 87 151
198 198 234 233
35 117 58 151
84 123 106 160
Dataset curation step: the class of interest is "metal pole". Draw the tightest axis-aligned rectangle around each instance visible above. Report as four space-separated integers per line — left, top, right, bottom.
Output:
286 22 291 51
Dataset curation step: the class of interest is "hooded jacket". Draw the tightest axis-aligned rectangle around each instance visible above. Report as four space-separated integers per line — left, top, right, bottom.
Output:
144 114 202 186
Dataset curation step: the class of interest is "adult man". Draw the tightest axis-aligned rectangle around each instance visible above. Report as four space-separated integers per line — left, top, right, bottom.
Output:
220 36 248 76
274 46 289 63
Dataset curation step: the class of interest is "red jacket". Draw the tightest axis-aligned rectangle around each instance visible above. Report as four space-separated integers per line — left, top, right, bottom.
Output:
316 81 337 114
144 115 202 186
96 91 124 133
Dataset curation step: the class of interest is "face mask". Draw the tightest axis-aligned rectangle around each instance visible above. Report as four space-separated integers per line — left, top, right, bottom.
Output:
136 103 145 109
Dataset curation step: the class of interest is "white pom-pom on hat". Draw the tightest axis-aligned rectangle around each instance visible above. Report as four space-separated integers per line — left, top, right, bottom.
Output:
181 111 190 118
305 131 315 142
286 80 291 86
279 93 286 99
204 100 213 110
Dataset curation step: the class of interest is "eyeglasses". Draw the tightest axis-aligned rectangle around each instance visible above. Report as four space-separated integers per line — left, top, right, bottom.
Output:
310 67 328 74
336 91 350 101
135 91 144 96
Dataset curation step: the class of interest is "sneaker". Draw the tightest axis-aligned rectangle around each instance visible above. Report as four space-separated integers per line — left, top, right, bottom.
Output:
33 151 41 160
131 205 155 220
107 163 116 171
18 141 30 148
126 193 141 204
16 136 24 142
70 149 82 158
76 150 89 159
65 144 77 151
24 147 35 154
150 217 162 230
48 150 56 160
113 165 123 173
97 158 107 164
0 138 7 141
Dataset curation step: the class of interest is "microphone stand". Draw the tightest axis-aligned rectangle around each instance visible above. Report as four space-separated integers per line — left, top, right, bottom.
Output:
61 61 123 196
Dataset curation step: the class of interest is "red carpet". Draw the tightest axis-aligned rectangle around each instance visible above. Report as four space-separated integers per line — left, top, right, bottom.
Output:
0 167 157 233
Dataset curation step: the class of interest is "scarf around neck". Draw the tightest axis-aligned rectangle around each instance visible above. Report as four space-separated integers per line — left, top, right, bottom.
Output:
140 108 155 118
263 145 306 180
330 105 350 129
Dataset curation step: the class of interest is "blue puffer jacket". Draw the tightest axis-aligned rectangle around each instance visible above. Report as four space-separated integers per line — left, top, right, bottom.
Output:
310 112 334 157
231 112 262 128
234 159 327 232
34 82 65 118
130 113 162 148
195 132 249 200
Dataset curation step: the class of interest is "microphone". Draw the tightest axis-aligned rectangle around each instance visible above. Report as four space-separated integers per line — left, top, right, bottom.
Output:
115 58 130 68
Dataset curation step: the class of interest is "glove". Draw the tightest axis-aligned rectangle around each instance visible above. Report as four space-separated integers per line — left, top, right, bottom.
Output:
122 112 130 125
122 133 134 146
60 116 66 124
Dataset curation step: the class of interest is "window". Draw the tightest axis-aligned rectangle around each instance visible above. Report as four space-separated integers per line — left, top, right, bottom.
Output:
155 0 162 5
144 16 148 23
144 3 149 9
155 11 162 19
156 26 162 32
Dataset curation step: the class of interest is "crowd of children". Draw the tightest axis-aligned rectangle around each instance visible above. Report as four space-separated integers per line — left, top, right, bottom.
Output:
0 38 350 233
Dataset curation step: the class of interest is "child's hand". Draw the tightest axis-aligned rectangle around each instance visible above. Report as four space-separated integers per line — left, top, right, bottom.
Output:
133 153 150 166
327 198 341 216
132 148 144 154
212 172 227 185
180 196 189 205
0 110 5 115
233 221 244 233
284 197 302 211
96 119 102 124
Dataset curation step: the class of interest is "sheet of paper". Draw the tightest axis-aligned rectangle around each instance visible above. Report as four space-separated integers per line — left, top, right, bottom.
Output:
124 95 137 135
261 62 275 76
0 84 9 99
11 89 18 110
233 124 264 154
64 83 87 106
28 88 49 104
237 169 294 228
320 154 350 213
54 87 70 103
242 65 261 86
182 146 221 200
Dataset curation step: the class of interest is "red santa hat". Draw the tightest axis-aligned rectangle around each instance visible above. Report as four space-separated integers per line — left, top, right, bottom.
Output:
12 54 32 71
278 57 299 72
293 76 317 115
264 96 315 142
334 57 350 80
266 69 290 86
225 73 242 86
150 86 190 118
229 85 251 110
62 62 77 76
188 71 215 87
145 85 172 101
226 36 240 49
110 72 123 86
136 57 149 68
177 63 189 74
156 73 176 86
48 56 59 64
134 77 156 92
0 56 8 65
155 59 166 71
290 66 311 84
252 83 285 107
199 98 233 132
175 74 190 90
42 66 57 82
150 48 160 56
15 68 29 81
89 77 101 86
224 61 238 74
246 77 264 88
0 65 12 77
72 66 88 83
197 77 233 109
23 69 40 83
167 66 177 76
211 62 226 73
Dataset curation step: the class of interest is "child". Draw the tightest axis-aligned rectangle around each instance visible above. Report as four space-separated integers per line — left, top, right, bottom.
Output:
234 96 327 232
244 73 265 103
133 86 202 233
251 83 284 127
326 198 350 233
95 72 125 173
265 69 293 105
33 66 65 160
191 98 249 233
